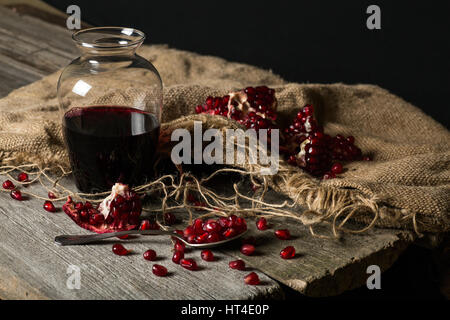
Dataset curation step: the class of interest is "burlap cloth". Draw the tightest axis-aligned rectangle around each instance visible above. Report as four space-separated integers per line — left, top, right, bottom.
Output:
0 45 449 234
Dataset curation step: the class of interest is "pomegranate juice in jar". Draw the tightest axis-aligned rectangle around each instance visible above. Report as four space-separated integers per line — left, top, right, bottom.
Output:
63 106 160 192
57 27 163 192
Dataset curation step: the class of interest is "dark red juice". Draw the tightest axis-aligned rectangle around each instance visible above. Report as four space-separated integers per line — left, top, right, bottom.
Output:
63 106 160 192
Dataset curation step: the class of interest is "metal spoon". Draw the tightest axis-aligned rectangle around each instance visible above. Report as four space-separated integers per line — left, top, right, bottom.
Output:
54 229 248 248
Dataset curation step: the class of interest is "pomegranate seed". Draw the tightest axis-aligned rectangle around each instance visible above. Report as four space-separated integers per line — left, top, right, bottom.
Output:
280 246 296 259
172 251 184 264
331 162 343 174
2 180 15 190
244 272 260 285
174 242 185 253
203 221 221 233
183 225 195 237
17 172 28 182
117 235 129 239
363 156 371 161
275 229 291 240
206 232 220 243
164 212 177 225
180 258 198 271
143 249 157 261
201 250 214 261
47 191 57 199
112 243 129 256
241 244 255 256
323 172 336 180
152 264 168 277
10 190 23 201
256 217 268 230
223 228 237 238
43 201 56 213
229 260 246 270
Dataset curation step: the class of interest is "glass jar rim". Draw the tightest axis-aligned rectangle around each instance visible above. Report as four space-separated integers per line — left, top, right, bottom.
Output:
72 27 146 49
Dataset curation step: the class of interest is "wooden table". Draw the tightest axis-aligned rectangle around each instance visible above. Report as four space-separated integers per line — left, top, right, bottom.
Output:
0 4 417 299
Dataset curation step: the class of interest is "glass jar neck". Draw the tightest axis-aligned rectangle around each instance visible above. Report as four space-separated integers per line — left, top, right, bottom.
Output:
76 44 140 57
72 27 145 57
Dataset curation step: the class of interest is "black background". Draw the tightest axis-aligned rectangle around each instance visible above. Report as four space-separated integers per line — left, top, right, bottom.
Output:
44 0 450 128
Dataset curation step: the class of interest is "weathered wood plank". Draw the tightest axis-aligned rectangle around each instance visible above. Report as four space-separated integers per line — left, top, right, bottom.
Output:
0 177 283 300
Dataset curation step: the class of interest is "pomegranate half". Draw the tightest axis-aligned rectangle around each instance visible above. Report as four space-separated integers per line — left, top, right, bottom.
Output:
62 183 142 233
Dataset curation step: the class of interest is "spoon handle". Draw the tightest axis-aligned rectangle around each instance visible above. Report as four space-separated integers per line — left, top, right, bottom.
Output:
54 230 176 246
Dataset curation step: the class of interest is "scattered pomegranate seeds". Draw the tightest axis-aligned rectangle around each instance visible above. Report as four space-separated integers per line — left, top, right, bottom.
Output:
143 249 157 261
17 172 29 182
280 246 296 259
240 244 255 256
180 258 198 271
181 215 247 244
229 260 246 270
112 243 129 256
244 272 260 285
172 251 184 264
2 180 15 190
256 217 268 230
152 264 168 277
43 200 56 213
275 229 291 240
10 190 23 201
201 250 215 262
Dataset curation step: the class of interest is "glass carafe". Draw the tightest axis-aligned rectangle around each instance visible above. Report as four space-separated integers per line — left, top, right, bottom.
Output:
57 27 163 193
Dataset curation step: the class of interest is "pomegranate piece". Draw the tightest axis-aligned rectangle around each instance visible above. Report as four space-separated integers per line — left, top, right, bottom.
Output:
2 180 15 190
143 249 157 261
112 243 129 256
180 258 198 271
201 250 215 262
195 86 278 131
43 201 56 213
244 272 260 285
229 259 246 270
240 244 255 256
62 183 141 233
256 217 268 230
275 229 291 240
283 104 369 178
280 246 296 259
17 172 29 182
172 251 184 264
152 264 168 277
10 190 23 201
